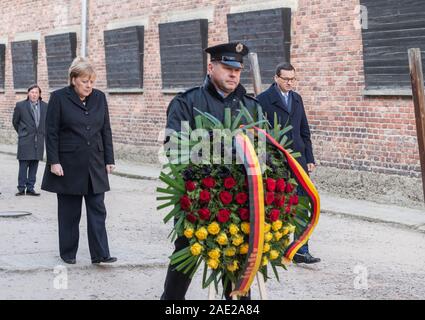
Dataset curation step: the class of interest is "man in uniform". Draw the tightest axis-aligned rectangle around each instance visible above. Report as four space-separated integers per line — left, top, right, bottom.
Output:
161 42 259 300
257 62 320 264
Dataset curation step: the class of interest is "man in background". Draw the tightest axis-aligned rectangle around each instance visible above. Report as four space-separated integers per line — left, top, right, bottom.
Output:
12 84 47 196
257 62 320 264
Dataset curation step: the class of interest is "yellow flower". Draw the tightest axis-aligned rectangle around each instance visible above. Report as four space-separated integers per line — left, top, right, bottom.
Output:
224 246 237 257
262 256 269 266
184 228 194 239
207 259 219 269
281 227 289 236
227 260 239 272
241 222 250 235
207 222 220 235
239 243 249 254
274 231 283 241
272 220 283 231
208 248 221 260
264 223 271 233
264 232 273 242
216 233 228 246
232 234 244 247
263 243 271 253
288 224 296 234
283 237 291 247
190 243 203 256
269 250 279 260
228 224 239 235
195 227 208 241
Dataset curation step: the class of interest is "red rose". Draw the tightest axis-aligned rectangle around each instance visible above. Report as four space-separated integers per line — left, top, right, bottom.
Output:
199 190 211 203
276 179 286 192
202 177 216 189
285 183 294 193
269 208 280 222
185 181 196 192
186 212 197 223
265 192 275 206
265 178 276 192
219 191 233 205
239 208 250 221
290 194 299 205
285 205 291 214
217 209 231 223
224 176 237 189
198 208 211 220
274 195 286 208
235 192 248 205
180 195 191 211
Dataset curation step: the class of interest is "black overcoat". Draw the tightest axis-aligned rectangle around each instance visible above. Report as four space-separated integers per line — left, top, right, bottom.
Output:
257 83 315 171
41 86 114 195
12 99 47 160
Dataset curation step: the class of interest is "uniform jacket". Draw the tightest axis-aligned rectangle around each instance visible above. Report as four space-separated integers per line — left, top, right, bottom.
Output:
257 83 315 171
41 86 114 195
166 76 261 132
12 99 47 160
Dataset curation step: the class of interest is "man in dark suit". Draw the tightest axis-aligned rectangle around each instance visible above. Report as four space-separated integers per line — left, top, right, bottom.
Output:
257 62 320 264
12 84 47 196
42 57 116 265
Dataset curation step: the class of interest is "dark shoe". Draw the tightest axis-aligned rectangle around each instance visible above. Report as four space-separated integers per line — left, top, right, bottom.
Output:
92 257 117 264
26 190 40 196
15 191 25 196
61 257 76 264
293 252 321 264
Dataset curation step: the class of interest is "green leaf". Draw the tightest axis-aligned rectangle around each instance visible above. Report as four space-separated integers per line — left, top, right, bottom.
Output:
189 257 204 279
156 187 182 196
170 251 192 266
170 247 190 259
271 263 280 281
224 108 231 129
279 135 288 146
163 205 182 224
175 256 196 272
156 195 178 201
231 110 245 131
195 115 203 130
157 200 177 211
203 270 219 289
159 174 186 193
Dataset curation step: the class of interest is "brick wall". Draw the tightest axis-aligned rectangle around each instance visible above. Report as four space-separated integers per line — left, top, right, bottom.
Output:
0 0 420 176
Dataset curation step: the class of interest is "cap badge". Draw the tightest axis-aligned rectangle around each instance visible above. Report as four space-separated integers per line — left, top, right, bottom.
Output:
236 43 244 53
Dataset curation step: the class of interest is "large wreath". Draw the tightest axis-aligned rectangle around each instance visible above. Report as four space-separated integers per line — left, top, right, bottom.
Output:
157 105 320 298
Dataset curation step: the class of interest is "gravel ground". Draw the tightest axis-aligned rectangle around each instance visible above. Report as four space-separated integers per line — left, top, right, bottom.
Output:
1 153 425 300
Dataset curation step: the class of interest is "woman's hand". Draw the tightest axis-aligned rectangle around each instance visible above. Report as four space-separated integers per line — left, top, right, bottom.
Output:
106 164 115 174
51 164 64 176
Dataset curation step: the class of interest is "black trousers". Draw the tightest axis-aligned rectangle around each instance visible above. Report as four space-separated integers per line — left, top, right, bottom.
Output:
57 178 110 261
161 236 251 300
17 160 39 192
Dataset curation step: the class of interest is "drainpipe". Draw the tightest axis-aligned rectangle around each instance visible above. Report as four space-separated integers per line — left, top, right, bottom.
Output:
81 0 88 57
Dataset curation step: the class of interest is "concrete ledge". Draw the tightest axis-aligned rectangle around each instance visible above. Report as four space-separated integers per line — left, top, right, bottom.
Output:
160 6 215 23
363 88 415 97
230 0 298 14
106 16 149 30
106 88 144 94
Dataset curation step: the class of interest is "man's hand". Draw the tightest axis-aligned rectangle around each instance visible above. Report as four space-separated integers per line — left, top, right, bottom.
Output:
106 164 115 174
51 164 64 176
307 163 316 173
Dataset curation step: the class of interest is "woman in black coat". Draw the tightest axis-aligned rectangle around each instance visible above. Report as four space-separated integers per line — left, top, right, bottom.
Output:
42 57 117 265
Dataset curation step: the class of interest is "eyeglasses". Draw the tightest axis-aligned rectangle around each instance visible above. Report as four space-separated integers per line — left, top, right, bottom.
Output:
277 76 296 83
